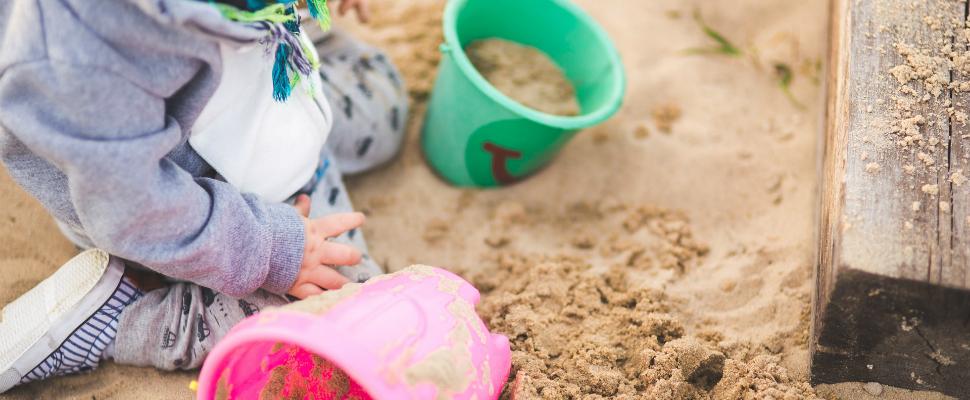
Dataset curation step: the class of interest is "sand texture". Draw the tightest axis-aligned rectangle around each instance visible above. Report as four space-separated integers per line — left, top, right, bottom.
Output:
0 0 954 399
254 347 357 400
466 39 581 116
470 255 814 398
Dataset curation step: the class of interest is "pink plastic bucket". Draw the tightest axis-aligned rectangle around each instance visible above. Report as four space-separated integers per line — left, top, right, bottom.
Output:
196 266 511 399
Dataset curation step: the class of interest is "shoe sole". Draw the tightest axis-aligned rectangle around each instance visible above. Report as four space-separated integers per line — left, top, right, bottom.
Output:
0 249 122 392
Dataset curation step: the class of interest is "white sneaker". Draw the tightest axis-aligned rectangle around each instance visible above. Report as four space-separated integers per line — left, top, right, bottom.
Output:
0 249 142 393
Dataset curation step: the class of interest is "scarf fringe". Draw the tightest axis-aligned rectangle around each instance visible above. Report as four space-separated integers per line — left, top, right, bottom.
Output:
212 0 331 102
272 43 292 101
306 0 331 31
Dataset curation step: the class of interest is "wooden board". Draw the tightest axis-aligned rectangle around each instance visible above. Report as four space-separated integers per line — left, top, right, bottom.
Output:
812 0 970 395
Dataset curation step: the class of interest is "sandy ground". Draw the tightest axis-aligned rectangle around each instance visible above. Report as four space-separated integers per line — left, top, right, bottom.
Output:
0 0 956 398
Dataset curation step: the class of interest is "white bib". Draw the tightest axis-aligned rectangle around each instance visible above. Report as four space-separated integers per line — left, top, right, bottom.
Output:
190 39 332 203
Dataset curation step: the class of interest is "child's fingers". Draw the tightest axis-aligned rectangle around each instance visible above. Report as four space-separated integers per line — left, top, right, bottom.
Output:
293 194 311 217
289 283 325 299
305 265 351 290
311 212 366 238
315 241 362 266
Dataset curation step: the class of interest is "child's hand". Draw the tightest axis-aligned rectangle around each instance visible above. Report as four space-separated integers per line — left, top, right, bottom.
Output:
287 194 365 299
336 0 369 23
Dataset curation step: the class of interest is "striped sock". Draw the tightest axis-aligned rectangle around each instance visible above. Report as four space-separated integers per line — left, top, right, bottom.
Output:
19 276 142 383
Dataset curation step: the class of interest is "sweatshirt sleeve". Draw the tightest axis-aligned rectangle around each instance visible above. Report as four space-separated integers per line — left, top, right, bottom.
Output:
0 60 304 296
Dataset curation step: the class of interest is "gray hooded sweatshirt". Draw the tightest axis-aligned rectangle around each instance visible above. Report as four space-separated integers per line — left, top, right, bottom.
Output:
0 0 307 296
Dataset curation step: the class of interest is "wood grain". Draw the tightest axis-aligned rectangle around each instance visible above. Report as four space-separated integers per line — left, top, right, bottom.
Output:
812 0 970 395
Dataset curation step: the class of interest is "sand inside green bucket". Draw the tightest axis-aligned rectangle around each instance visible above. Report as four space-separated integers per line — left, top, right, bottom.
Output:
466 39 581 116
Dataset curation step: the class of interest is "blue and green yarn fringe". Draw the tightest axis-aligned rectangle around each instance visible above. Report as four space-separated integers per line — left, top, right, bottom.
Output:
305 0 331 31
272 42 292 101
210 0 330 102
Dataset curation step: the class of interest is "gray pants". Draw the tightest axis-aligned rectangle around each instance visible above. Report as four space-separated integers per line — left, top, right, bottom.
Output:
112 31 408 370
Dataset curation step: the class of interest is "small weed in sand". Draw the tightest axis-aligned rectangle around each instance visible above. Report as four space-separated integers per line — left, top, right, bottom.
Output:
684 10 742 57
774 63 805 109
684 10 809 109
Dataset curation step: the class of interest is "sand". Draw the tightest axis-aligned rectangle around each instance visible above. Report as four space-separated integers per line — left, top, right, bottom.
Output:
0 0 954 399
254 347 358 400
466 39 581 116
469 254 814 398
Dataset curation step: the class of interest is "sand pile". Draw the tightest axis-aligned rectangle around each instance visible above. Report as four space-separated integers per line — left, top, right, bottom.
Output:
470 253 815 399
466 39 581 116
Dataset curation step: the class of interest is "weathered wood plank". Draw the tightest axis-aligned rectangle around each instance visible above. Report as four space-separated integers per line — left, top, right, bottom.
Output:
812 0 970 395
949 2 970 292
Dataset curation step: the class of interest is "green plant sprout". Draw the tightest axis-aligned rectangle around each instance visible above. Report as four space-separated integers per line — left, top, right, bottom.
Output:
684 10 743 57
774 63 805 109
683 10 805 109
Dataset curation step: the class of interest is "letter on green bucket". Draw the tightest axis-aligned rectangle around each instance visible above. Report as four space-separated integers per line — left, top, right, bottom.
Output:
465 120 571 186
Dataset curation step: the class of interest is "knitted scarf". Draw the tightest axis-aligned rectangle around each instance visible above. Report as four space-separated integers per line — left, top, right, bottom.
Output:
208 0 330 102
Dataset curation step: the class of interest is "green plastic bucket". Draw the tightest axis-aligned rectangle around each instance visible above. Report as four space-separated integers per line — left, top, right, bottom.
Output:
421 0 626 187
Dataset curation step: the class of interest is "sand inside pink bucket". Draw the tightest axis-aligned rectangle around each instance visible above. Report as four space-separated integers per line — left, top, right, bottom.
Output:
255 344 366 400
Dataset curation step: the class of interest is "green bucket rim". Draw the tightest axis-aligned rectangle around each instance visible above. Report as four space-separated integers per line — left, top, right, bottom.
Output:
442 0 627 131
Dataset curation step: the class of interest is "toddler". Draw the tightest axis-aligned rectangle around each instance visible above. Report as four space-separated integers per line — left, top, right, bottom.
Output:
0 0 407 392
